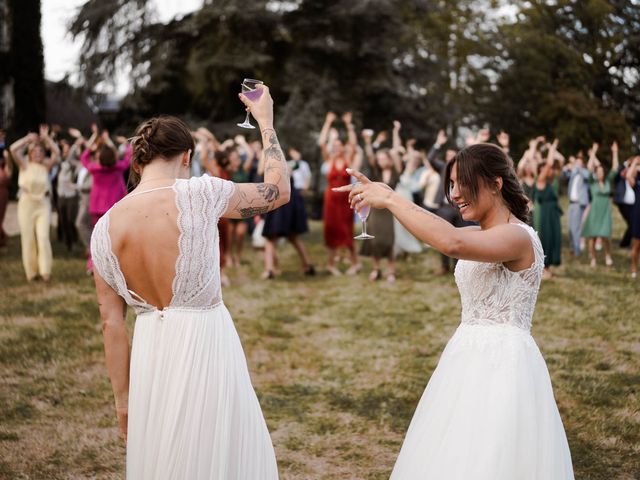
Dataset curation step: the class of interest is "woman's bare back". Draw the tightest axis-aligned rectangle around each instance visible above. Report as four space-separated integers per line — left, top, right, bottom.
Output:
109 186 180 309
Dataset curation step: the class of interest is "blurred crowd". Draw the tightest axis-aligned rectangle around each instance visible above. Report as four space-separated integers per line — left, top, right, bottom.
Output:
0 117 639 284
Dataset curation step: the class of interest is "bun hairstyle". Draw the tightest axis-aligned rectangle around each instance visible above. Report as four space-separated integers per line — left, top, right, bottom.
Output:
129 115 195 186
445 143 530 223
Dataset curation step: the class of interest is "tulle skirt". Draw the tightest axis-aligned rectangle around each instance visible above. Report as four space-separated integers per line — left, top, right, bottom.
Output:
390 323 574 480
126 304 278 479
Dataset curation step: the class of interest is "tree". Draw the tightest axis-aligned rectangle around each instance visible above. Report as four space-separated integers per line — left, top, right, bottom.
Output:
9 0 46 135
485 0 638 157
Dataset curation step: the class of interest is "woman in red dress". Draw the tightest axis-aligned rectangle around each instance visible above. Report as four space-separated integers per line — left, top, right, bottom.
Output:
319 111 361 275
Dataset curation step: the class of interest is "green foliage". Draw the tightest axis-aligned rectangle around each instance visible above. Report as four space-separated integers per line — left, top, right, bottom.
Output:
484 0 639 157
69 0 639 159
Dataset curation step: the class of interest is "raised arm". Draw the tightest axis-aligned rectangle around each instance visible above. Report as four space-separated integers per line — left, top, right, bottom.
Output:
538 138 558 183
611 141 619 172
390 121 404 173
343 112 357 164
9 133 38 170
586 142 599 173
318 112 336 162
626 157 639 188
93 272 130 440
428 129 447 171
223 85 290 219
362 129 376 167
39 125 60 170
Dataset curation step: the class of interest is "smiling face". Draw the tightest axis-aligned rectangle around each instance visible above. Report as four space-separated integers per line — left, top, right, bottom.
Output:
595 165 605 182
28 144 45 164
448 161 499 222
444 143 530 225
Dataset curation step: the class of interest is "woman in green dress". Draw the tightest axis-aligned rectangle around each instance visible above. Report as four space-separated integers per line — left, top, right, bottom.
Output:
533 139 564 279
581 142 619 267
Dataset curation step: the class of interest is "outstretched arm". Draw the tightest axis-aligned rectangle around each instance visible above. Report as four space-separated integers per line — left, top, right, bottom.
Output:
39 125 60 170
94 272 130 441
223 85 291 219
335 169 533 266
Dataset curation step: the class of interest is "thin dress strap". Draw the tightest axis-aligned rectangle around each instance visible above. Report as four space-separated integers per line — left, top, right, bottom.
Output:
125 185 176 199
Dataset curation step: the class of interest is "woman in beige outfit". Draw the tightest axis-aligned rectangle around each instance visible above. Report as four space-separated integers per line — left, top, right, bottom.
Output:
9 125 60 281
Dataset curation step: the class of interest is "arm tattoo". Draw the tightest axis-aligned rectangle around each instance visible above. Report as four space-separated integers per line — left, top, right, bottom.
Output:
229 129 289 218
239 206 271 218
257 183 280 202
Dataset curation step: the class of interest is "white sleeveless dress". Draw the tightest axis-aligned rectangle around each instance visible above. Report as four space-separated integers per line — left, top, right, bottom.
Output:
90 176 279 479
390 223 574 479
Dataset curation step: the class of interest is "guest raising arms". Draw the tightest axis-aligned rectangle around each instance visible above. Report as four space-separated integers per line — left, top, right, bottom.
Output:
626 156 640 279
533 139 564 279
318 111 361 276
360 121 403 282
9 125 60 281
581 142 618 267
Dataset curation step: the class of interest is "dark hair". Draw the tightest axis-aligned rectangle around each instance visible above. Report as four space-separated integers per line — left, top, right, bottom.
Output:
129 115 195 185
98 144 116 167
445 143 530 223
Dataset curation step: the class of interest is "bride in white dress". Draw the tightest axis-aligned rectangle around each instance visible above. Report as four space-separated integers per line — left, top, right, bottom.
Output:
337 143 574 479
90 86 287 479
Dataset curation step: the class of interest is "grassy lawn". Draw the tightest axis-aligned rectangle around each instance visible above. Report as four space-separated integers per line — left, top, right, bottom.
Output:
0 204 638 479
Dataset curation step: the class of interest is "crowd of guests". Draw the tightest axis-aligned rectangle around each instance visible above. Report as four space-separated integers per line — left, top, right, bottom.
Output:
1 117 639 283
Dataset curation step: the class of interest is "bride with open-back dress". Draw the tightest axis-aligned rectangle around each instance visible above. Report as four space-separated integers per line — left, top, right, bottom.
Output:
91 86 288 479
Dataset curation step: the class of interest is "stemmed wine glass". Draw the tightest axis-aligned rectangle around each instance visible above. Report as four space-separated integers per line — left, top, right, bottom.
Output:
354 195 374 240
237 78 264 129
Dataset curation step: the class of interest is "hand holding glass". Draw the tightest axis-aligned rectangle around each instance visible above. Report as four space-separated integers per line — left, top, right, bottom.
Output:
354 192 374 240
237 79 264 129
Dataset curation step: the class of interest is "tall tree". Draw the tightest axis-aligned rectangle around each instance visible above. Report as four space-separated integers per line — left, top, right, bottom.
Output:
9 0 46 135
485 0 638 157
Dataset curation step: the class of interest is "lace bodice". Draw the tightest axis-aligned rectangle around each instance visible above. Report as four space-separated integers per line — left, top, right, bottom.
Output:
90 175 236 314
454 224 544 331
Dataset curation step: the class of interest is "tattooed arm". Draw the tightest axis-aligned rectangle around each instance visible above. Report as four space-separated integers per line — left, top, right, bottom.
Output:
223 85 291 219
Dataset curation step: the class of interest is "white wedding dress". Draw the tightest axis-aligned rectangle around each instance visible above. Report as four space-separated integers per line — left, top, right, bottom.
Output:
390 223 574 479
91 176 278 479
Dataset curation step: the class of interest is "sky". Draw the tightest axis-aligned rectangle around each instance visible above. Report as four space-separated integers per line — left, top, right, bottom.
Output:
41 0 204 96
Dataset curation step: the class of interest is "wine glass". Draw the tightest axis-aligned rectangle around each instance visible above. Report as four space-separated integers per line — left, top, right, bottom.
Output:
354 203 374 240
237 78 264 129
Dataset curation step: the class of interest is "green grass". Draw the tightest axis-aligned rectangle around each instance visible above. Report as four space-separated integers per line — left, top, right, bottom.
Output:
0 203 638 479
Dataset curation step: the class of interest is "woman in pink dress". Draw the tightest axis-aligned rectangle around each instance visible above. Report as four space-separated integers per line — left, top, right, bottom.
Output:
80 128 132 272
